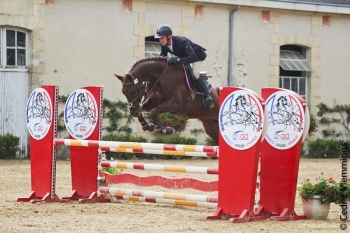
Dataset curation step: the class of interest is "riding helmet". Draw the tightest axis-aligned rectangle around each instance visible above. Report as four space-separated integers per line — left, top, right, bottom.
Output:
154 24 172 38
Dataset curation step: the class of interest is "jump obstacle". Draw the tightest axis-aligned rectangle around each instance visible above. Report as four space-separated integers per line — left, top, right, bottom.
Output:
19 85 309 223
54 138 260 210
54 138 218 157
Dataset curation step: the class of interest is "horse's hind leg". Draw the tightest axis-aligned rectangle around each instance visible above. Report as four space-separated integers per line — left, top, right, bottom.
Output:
201 118 219 145
211 87 220 110
154 120 174 134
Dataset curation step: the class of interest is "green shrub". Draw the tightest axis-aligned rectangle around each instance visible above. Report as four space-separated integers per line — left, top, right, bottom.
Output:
158 113 188 133
190 128 205 134
308 114 318 134
306 139 350 158
0 133 20 159
102 134 148 160
101 167 119 174
150 135 197 160
205 137 217 146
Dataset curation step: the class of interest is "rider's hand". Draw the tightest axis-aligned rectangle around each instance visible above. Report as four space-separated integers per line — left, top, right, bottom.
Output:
167 56 179 64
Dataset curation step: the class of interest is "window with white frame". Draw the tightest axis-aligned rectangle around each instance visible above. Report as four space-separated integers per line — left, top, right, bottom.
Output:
279 45 312 100
145 36 161 57
0 28 28 68
279 76 306 99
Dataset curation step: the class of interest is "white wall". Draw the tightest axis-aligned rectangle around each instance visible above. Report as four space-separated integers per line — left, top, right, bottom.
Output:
191 5 230 88
318 16 350 107
43 0 138 101
234 8 274 93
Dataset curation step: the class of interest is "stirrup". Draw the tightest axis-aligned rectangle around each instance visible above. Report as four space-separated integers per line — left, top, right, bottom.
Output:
199 71 212 80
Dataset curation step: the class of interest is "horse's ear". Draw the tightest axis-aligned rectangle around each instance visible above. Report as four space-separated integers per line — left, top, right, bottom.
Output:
114 74 124 82
125 74 133 81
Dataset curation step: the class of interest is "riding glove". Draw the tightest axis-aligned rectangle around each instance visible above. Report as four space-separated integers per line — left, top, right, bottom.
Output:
167 56 179 64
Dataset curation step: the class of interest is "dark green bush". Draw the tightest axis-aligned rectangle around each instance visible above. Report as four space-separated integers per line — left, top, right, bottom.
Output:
205 137 217 146
306 139 350 158
0 133 20 159
157 113 188 133
150 134 197 160
102 134 148 160
101 167 119 174
308 114 318 134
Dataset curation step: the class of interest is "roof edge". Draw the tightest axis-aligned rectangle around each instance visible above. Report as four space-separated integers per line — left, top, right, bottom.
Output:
188 0 350 14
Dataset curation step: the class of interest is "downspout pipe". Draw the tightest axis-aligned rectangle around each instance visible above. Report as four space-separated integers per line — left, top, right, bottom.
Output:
228 5 240 87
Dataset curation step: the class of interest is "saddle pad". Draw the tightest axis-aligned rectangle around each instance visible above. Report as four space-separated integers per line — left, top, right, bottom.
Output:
182 65 212 94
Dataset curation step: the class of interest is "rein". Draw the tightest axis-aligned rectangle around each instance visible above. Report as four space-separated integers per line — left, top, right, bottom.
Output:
145 62 168 99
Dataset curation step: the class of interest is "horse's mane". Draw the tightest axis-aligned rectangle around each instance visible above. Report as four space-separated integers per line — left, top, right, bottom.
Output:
129 56 166 72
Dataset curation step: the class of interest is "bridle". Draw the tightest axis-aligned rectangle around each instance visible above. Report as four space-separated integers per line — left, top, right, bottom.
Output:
122 76 147 113
122 62 169 113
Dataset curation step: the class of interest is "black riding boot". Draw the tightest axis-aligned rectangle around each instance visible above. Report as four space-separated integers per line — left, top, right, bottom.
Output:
197 74 214 108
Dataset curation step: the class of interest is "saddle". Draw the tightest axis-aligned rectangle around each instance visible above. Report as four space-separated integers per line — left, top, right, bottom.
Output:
169 65 213 120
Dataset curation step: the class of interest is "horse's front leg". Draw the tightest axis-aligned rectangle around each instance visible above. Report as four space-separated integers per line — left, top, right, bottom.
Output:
137 114 156 132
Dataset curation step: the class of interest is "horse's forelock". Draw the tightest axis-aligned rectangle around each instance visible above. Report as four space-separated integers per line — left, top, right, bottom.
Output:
122 74 128 82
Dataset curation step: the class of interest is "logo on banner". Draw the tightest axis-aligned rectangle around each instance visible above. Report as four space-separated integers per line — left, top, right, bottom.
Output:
26 88 52 140
219 90 264 150
64 89 98 139
265 91 304 150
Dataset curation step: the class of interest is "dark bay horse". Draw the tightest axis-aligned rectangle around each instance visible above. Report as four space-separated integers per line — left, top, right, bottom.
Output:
115 56 220 144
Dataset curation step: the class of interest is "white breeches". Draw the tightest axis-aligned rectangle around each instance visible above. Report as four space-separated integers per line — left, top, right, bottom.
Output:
192 61 203 80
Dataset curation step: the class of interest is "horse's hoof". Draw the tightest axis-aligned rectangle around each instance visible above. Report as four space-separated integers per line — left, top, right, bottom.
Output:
158 127 174 134
168 127 175 134
148 124 156 132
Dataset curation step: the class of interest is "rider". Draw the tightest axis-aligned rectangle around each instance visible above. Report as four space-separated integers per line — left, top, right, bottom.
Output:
154 24 214 108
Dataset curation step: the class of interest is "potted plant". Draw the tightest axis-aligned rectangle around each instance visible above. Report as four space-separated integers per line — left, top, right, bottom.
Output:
298 171 340 219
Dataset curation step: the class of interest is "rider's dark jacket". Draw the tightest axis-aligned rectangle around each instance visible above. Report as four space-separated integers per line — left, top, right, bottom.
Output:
159 36 206 64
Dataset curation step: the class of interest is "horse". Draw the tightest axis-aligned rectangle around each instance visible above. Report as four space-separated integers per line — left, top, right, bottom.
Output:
115 56 220 144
